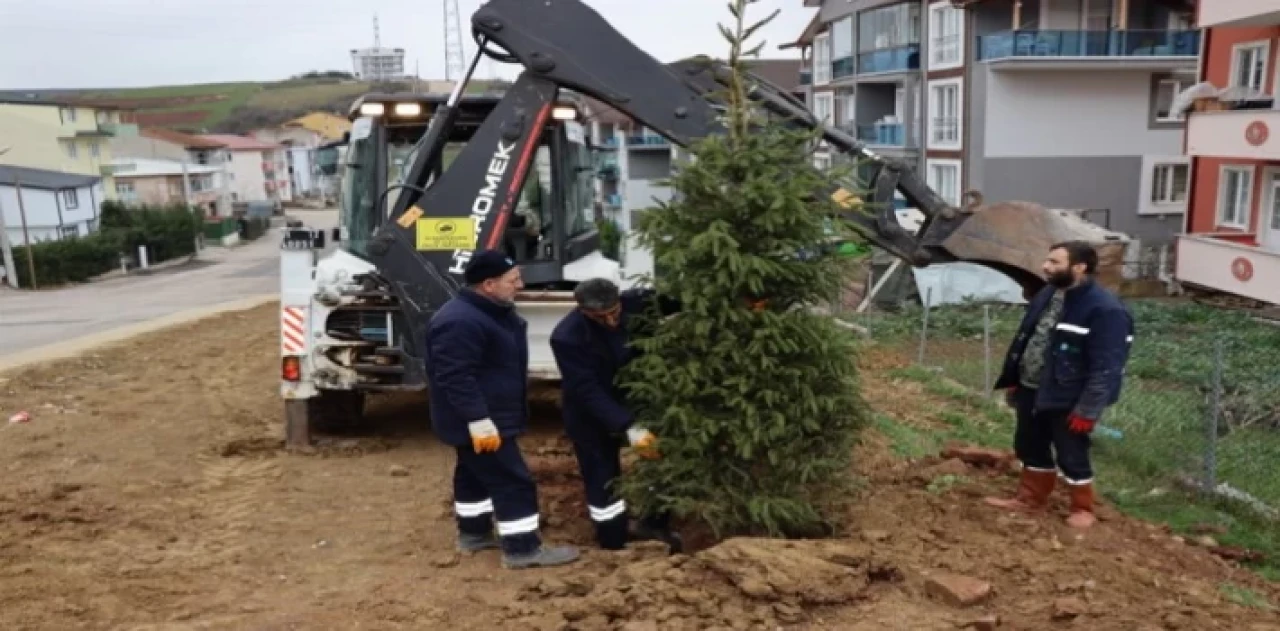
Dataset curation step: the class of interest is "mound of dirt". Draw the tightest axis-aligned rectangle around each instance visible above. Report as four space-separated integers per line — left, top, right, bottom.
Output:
501 538 905 630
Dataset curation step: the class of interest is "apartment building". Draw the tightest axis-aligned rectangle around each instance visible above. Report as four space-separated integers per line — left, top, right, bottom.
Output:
0 98 138 200
792 0 1200 246
1176 0 1280 305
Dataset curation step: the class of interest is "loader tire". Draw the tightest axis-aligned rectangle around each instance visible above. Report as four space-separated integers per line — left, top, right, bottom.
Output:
309 390 366 434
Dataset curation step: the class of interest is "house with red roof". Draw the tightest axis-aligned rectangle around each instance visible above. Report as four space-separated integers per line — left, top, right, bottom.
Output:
198 134 291 205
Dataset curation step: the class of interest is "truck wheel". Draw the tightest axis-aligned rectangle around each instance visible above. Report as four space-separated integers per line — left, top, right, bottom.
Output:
309 390 366 434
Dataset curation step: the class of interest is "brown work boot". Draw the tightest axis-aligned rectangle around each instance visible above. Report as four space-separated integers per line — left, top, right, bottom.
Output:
984 467 1056 511
1065 482 1097 529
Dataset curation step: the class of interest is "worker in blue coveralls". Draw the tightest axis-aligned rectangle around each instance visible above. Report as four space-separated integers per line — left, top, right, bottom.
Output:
985 241 1135 529
550 277 684 553
425 249 579 569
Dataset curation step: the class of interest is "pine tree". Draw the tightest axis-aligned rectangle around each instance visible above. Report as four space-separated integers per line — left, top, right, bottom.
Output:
615 0 870 540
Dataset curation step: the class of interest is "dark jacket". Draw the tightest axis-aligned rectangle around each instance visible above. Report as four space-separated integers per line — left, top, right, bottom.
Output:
550 288 677 439
425 289 529 446
994 279 1134 419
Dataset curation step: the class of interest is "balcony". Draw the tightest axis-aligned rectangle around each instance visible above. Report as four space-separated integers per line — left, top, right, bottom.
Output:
1175 235 1280 305
857 45 920 75
800 68 811 85
976 29 1200 71
856 123 907 147
626 134 669 149
1199 0 1280 28
1186 109 1280 161
832 57 855 80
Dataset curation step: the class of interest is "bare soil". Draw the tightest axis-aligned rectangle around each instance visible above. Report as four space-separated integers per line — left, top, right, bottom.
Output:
1 303 1278 630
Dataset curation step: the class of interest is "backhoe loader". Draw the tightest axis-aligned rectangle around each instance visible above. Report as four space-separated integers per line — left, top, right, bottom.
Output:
276 0 1126 446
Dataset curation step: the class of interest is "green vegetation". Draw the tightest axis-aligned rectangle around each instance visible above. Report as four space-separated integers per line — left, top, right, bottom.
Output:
866 299 1280 580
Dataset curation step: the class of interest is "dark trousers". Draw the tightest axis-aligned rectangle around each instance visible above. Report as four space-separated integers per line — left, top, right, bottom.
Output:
1013 387 1093 483
453 439 542 556
570 429 669 550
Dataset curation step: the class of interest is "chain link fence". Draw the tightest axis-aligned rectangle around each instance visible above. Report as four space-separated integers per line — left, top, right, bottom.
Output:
858 296 1280 524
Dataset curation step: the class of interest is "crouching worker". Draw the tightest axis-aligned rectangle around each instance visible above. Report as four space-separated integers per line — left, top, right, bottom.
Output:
550 278 683 553
426 249 579 569
984 241 1134 529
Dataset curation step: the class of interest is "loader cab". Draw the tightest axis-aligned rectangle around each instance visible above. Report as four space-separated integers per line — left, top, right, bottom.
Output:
339 92 600 288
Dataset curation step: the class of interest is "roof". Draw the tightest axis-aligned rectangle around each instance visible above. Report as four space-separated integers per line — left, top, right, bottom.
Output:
109 158 223 178
0 95 123 110
141 127 227 149
284 111 352 141
198 134 282 151
0 164 101 190
781 12 824 49
743 59 805 92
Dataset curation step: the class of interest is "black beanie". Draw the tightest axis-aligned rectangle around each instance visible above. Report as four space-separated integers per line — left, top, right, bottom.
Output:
463 249 517 285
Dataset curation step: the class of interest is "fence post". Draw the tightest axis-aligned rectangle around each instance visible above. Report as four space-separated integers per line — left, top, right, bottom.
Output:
1204 338 1223 493
983 304 992 396
917 287 933 365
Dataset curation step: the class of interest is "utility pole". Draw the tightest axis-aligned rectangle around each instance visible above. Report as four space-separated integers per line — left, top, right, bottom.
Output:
0 146 18 288
14 178 36 289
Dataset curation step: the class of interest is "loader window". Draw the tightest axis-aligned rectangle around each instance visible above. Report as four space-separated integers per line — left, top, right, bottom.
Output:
559 126 595 240
340 119 379 258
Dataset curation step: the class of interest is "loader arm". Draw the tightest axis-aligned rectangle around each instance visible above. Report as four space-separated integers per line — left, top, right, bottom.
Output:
365 0 1124 362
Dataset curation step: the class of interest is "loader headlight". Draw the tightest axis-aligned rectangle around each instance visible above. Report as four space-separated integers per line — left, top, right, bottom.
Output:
552 105 579 121
394 102 422 116
359 102 386 116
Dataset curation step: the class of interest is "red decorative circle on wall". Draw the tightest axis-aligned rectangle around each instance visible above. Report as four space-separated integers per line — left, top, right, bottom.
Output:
1246 121 1269 146
1231 257 1254 282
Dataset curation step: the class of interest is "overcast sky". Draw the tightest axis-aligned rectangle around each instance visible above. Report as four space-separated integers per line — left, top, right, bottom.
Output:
0 0 813 89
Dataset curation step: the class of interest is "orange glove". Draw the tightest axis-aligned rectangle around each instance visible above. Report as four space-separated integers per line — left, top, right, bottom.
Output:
627 427 659 459
468 419 501 453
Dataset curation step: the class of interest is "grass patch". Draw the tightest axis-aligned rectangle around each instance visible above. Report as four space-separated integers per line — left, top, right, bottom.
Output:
1221 583 1277 610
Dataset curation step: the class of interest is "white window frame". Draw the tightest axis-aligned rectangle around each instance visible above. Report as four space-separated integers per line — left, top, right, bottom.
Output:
927 77 963 151
1153 76 1192 123
63 189 79 210
1229 40 1270 93
811 92 834 124
925 158 962 206
1138 155 1189 216
927 2 964 71
813 33 832 85
1261 167 1280 251
1217 165 1254 230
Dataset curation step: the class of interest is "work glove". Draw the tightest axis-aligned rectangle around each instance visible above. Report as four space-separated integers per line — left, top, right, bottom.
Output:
626 427 659 459
1067 413 1095 434
468 419 501 453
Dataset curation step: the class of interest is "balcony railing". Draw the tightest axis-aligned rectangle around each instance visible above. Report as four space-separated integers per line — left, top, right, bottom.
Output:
800 68 812 85
832 56 855 80
626 135 669 147
976 29 1201 61
856 123 907 146
857 45 920 74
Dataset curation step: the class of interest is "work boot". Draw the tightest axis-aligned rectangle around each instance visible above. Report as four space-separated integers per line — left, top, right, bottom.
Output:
983 468 1056 511
1065 482 1097 529
457 531 500 553
630 522 685 555
502 544 581 570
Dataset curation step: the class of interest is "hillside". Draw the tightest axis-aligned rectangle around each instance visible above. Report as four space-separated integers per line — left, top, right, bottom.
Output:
2 76 511 134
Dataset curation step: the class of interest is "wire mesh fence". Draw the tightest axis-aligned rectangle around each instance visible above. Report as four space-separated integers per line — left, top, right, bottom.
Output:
856 296 1280 524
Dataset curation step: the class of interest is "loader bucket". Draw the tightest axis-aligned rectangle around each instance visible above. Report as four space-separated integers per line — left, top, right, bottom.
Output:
939 200 1131 298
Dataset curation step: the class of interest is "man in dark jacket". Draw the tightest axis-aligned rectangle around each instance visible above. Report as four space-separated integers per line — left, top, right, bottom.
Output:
550 278 682 552
425 249 579 569
985 241 1134 529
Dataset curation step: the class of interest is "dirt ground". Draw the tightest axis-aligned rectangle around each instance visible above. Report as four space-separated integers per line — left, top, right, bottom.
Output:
1 303 1278 630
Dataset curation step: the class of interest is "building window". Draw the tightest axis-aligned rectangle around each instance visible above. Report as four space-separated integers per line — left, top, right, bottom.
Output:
928 79 961 148
831 16 854 79
813 33 831 85
1150 163 1189 204
928 2 963 69
89 141 100 158
1217 166 1253 228
63 189 79 209
59 225 79 239
814 154 831 170
59 107 76 123
926 159 961 206
812 92 834 123
1149 74 1194 127
64 142 77 159
1230 41 1270 93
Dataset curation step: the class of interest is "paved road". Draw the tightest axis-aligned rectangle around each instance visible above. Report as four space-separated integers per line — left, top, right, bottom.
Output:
0 209 339 358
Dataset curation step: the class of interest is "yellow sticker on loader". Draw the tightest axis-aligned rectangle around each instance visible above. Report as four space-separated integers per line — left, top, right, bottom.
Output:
831 188 861 209
415 218 476 250
397 205 425 228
